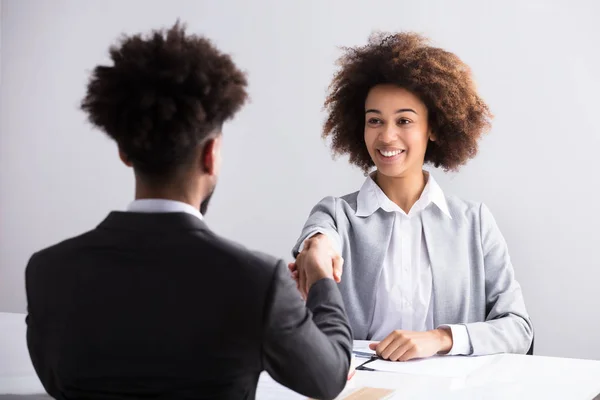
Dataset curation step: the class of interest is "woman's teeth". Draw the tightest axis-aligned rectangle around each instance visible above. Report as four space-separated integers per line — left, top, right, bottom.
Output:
379 149 404 157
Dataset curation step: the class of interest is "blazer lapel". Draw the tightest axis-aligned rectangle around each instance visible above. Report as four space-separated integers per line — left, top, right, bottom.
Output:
422 206 469 327
347 210 394 339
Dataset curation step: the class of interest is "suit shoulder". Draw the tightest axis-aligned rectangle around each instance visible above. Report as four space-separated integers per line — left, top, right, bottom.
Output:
310 191 360 210
25 229 102 282
198 231 281 275
311 191 360 215
28 229 99 265
339 191 359 209
445 195 483 218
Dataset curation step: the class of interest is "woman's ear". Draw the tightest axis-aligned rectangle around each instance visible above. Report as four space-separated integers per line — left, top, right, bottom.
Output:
429 130 437 142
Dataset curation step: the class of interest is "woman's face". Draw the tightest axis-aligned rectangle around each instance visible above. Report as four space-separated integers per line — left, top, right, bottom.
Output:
364 84 434 178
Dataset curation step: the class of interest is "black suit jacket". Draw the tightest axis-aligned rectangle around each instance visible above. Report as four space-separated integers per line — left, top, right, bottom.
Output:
25 212 352 400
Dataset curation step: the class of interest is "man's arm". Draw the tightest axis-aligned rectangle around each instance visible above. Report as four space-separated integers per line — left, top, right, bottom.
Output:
262 261 352 400
25 254 59 398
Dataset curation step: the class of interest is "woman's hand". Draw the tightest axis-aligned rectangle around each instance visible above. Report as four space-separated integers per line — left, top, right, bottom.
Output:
288 234 343 299
369 329 453 361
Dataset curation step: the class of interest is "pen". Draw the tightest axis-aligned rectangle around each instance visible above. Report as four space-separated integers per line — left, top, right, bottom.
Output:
356 354 380 371
353 350 377 358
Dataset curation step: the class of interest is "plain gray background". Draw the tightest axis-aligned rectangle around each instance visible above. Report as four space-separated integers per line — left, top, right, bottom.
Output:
1 0 599 360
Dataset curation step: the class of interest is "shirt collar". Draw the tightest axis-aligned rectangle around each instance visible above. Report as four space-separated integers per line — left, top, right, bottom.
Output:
126 199 204 221
356 171 452 219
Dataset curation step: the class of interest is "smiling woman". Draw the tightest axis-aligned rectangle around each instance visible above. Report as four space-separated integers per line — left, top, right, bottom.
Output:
324 32 492 173
363 85 431 185
291 32 533 362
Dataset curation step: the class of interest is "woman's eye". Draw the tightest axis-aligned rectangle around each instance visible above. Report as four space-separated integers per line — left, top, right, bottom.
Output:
368 118 381 125
398 118 411 125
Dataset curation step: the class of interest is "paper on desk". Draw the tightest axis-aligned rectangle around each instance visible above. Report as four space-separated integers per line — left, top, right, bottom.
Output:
366 355 492 378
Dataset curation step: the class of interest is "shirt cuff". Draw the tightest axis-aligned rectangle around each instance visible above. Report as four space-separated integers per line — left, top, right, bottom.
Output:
297 229 341 255
439 324 472 356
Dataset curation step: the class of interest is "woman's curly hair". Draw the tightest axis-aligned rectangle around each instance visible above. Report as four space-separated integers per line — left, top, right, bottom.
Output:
81 22 248 177
324 32 493 172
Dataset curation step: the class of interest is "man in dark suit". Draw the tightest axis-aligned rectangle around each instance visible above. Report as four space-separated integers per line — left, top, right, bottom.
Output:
25 22 352 400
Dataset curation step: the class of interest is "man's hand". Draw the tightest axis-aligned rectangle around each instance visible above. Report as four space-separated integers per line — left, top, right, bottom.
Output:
288 234 343 298
290 234 343 279
368 329 453 361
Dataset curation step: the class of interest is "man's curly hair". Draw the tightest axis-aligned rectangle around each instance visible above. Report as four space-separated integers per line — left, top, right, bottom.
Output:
324 32 493 172
81 22 248 177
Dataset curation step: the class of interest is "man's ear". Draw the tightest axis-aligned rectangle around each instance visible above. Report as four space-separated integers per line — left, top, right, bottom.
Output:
118 148 133 167
201 136 222 176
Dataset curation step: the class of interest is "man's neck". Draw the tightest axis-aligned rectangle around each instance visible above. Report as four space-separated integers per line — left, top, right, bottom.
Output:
134 184 201 211
375 169 427 214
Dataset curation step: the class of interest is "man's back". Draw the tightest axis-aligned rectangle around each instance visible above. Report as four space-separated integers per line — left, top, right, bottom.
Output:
26 212 352 399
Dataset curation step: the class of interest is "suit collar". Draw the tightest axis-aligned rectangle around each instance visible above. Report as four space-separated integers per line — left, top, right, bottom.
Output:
98 211 209 233
126 199 204 221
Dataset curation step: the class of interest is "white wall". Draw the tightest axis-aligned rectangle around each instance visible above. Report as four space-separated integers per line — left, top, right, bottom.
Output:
1 0 599 360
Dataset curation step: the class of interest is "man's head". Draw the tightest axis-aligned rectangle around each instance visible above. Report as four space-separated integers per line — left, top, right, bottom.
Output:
81 22 248 213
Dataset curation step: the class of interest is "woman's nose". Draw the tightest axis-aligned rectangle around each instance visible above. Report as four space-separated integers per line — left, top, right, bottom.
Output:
379 123 398 143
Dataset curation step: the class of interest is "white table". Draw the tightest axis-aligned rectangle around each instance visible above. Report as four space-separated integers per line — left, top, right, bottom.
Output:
2 312 600 399
256 355 600 399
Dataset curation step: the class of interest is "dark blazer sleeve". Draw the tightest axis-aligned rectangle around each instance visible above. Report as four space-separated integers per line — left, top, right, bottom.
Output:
25 254 60 399
262 261 352 400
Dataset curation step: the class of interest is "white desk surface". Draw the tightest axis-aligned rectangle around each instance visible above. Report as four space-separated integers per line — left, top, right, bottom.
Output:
257 354 600 399
2 312 600 399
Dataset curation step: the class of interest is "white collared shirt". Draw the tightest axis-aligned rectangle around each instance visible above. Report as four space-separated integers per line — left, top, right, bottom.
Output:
303 172 471 355
126 199 204 221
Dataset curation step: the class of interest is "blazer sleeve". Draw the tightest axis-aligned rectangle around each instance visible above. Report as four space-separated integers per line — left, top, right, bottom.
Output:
292 197 342 257
262 261 352 400
25 253 60 398
463 203 534 356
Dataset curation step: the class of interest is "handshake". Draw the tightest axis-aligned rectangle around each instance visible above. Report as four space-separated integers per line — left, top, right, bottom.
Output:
288 234 344 299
